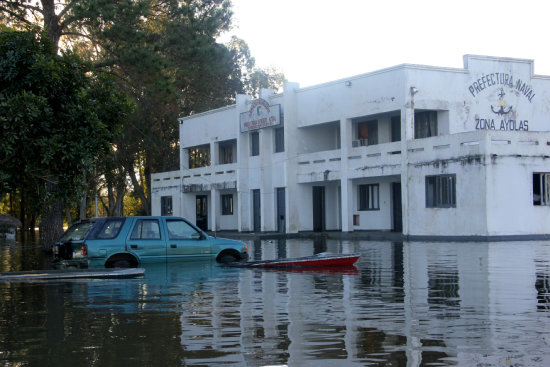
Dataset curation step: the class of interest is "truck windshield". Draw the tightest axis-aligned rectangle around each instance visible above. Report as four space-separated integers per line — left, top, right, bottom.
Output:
58 222 95 242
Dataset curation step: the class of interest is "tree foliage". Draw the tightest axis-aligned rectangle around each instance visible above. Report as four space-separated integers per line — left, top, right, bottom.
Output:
0 0 285 219
0 28 132 242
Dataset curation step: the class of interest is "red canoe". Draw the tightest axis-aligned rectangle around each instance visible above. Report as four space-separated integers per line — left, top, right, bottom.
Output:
234 252 360 268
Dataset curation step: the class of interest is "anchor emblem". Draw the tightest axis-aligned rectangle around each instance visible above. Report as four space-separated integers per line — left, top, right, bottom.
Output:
491 88 513 115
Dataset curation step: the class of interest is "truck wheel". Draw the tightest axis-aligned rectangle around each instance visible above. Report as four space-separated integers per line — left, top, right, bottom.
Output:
219 254 237 264
110 260 132 268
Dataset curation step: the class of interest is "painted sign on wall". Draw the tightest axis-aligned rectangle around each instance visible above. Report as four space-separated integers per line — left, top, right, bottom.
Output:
469 72 535 131
240 98 281 132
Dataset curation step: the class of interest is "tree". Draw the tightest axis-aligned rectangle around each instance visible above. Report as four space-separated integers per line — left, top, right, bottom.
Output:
1 1 285 217
0 28 131 246
227 36 285 98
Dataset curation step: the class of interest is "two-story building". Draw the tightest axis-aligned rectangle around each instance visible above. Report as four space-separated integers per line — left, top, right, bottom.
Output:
152 55 550 239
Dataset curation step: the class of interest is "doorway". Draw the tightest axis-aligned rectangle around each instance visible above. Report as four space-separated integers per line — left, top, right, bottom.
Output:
196 195 208 231
253 189 261 232
312 186 325 232
276 188 285 233
392 182 402 232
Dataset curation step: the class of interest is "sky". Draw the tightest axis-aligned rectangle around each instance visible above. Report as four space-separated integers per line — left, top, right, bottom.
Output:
221 0 550 88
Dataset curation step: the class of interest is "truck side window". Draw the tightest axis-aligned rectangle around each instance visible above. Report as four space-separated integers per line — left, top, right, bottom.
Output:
166 220 201 240
130 220 161 240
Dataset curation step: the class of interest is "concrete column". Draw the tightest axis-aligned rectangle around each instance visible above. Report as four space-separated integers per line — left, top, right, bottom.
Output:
260 129 274 232
210 141 218 166
340 179 354 232
180 146 189 170
283 81 300 233
182 193 194 222
210 188 218 231
236 94 251 232
340 118 353 232
401 86 416 235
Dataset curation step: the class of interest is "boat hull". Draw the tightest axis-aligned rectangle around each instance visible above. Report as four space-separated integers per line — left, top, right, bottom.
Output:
0 268 145 281
233 253 360 268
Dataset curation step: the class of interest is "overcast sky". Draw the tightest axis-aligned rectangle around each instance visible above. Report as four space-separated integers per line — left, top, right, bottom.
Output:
221 0 550 87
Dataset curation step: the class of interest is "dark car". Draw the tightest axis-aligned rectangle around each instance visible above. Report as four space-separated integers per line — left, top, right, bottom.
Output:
52 216 248 268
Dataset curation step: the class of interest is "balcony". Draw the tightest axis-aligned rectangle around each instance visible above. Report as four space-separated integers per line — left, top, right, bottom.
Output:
295 130 550 184
405 130 550 165
296 141 403 183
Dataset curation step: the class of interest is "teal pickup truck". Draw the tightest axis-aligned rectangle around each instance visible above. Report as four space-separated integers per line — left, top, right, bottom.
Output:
52 216 248 268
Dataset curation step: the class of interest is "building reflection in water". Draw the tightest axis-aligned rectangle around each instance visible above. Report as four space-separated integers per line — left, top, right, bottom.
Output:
177 239 550 366
3 237 548 366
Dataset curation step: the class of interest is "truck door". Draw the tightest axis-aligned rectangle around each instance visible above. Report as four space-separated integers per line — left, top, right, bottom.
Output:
126 218 166 262
164 218 212 260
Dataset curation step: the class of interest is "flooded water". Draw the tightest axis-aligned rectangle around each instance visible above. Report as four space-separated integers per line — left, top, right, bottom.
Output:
0 236 549 366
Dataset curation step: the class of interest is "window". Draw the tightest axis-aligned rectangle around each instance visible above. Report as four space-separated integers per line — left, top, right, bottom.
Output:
161 196 173 216
415 111 438 139
391 115 401 142
533 173 550 205
358 184 379 210
250 131 259 156
274 127 284 153
166 219 202 240
218 140 236 164
130 219 161 240
356 120 378 146
188 145 210 168
426 174 456 208
221 194 233 215
95 219 124 239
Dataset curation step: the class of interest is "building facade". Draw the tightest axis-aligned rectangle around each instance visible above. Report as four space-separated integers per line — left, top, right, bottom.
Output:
151 55 550 239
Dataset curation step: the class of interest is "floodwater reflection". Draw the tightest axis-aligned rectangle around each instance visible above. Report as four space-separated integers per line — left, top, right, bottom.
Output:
0 237 549 366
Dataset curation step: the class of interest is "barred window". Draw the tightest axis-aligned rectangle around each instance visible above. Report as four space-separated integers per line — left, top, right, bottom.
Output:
415 111 438 139
426 174 456 208
356 120 378 146
358 184 379 211
161 196 173 216
219 140 236 164
221 194 233 215
533 173 550 206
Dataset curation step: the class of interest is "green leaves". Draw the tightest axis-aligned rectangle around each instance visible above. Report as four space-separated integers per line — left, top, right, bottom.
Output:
0 28 131 209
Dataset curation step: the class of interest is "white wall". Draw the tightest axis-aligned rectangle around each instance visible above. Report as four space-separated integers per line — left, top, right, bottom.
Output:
150 55 550 237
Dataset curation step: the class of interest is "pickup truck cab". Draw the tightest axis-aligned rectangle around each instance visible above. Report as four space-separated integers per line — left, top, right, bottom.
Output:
52 216 248 268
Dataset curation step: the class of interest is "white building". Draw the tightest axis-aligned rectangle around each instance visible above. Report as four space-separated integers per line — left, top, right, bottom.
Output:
151 55 550 239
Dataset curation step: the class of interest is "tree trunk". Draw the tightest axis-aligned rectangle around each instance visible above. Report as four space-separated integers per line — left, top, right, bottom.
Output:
41 0 62 50
39 181 64 251
65 207 72 226
113 180 126 216
126 163 150 215
40 201 63 252
80 169 87 219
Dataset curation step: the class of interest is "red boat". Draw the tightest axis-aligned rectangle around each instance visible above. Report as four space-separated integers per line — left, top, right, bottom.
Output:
233 252 360 269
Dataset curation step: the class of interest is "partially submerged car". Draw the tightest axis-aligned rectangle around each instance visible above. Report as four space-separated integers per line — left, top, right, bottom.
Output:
52 216 248 268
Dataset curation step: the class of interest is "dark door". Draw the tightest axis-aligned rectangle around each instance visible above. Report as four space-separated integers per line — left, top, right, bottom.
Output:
196 195 208 231
391 115 401 142
276 188 285 233
312 186 325 232
253 189 261 232
392 182 403 232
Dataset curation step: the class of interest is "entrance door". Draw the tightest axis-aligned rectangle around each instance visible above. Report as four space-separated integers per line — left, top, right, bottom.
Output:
276 188 285 233
312 186 325 232
392 182 403 232
253 189 261 232
196 195 208 231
